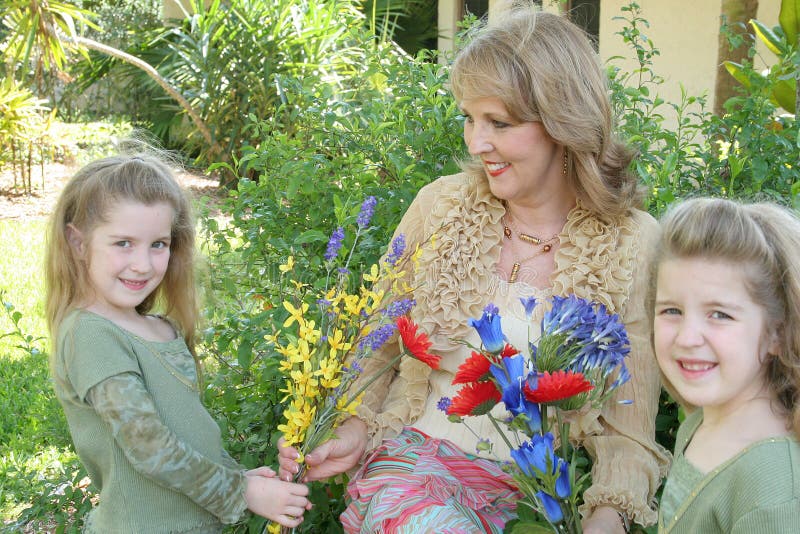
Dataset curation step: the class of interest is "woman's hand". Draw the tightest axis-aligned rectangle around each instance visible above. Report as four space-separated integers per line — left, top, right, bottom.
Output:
277 417 368 482
582 505 627 534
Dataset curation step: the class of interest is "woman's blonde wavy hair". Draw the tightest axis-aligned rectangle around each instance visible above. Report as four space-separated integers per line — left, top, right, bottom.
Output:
45 150 199 365
654 197 800 438
450 6 642 217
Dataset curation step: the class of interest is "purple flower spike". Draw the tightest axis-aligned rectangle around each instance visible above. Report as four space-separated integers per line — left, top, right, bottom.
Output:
384 234 406 266
359 323 397 352
324 227 345 261
437 397 452 413
382 298 416 318
357 196 377 229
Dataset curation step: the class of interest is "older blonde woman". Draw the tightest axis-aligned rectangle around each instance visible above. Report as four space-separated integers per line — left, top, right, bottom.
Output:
279 7 669 533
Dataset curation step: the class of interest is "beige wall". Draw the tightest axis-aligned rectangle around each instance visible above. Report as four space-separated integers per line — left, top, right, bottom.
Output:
438 0 781 114
600 0 781 114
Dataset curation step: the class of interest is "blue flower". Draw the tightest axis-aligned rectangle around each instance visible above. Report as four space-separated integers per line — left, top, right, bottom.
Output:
555 460 570 499
570 303 630 381
536 490 564 523
324 226 345 261
384 234 406 266
491 355 541 432
468 304 506 354
541 295 594 340
511 433 556 478
437 397 452 413
356 196 377 228
511 433 569 496
519 296 538 319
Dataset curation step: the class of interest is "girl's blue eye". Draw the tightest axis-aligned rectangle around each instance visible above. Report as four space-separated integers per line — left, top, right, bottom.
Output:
492 120 510 128
659 307 681 316
116 240 131 247
152 241 169 249
711 310 732 320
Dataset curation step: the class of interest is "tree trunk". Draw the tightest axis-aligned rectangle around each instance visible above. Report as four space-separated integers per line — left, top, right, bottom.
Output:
714 0 759 116
70 36 225 163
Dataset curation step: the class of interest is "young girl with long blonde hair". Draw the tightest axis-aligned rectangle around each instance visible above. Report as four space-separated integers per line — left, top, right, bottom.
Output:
45 152 310 533
653 198 800 532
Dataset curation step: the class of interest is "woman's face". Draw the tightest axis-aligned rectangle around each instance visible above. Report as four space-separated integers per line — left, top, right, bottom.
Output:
460 96 569 206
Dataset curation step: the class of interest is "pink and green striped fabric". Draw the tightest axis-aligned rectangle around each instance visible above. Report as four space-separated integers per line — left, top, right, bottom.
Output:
341 428 521 533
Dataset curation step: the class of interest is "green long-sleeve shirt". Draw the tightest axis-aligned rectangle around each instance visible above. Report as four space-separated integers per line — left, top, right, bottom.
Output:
52 310 248 533
658 409 800 533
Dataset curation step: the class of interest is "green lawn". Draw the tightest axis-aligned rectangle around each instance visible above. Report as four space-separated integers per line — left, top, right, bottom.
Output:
0 218 86 531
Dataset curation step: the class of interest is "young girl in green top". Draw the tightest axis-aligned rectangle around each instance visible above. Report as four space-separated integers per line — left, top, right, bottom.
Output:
652 198 800 533
45 152 310 533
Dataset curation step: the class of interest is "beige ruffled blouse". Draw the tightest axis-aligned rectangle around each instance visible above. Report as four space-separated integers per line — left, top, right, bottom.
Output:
355 172 670 526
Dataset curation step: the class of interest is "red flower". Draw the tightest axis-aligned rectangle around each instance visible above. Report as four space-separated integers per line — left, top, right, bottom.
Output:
397 316 441 369
500 343 519 358
448 381 501 416
523 370 594 404
453 351 491 384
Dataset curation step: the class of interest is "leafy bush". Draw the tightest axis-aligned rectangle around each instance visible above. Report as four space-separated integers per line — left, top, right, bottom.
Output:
609 2 799 215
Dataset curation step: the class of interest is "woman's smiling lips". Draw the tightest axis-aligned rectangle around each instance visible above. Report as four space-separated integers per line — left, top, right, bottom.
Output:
676 358 717 379
484 160 510 177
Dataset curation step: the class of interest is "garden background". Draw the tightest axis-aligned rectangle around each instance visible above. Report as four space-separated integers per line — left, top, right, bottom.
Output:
1 0 799 532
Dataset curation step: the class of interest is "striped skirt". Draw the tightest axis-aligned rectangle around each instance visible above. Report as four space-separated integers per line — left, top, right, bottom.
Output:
340 427 520 533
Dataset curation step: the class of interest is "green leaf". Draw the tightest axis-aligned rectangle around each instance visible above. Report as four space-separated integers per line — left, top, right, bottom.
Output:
779 0 800 46
771 78 797 113
237 339 253 369
724 61 753 88
750 19 787 56
293 229 328 245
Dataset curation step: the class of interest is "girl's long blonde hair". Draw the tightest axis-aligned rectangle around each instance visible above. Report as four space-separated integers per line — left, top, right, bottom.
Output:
655 198 800 437
450 7 642 217
45 152 198 359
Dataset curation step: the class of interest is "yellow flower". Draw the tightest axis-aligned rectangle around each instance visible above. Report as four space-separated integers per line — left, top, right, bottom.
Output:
318 357 342 389
363 263 380 282
290 280 309 290
327 329 352 359
279 256 295 273
298 320 321 344
283 301 309 328
267 522 281 534
336 392 364 416
343 294 363 316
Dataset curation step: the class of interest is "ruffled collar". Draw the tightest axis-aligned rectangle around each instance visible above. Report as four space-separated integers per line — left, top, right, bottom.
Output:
410 173 640 353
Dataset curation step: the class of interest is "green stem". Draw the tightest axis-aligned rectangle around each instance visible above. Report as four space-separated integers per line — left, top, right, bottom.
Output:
541 404 549 435
347 351 404 402
487 413 516 452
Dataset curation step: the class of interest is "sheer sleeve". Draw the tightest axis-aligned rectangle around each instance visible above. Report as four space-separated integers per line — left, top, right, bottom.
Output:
86 373 248 524
574 211 671 527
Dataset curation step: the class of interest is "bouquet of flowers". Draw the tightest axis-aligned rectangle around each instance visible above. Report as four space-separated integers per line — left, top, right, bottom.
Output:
266 197 440 533
440 296 631 534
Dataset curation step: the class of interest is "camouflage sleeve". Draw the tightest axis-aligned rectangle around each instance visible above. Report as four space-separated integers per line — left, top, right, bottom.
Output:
86 373 248 524
220 448 243 471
